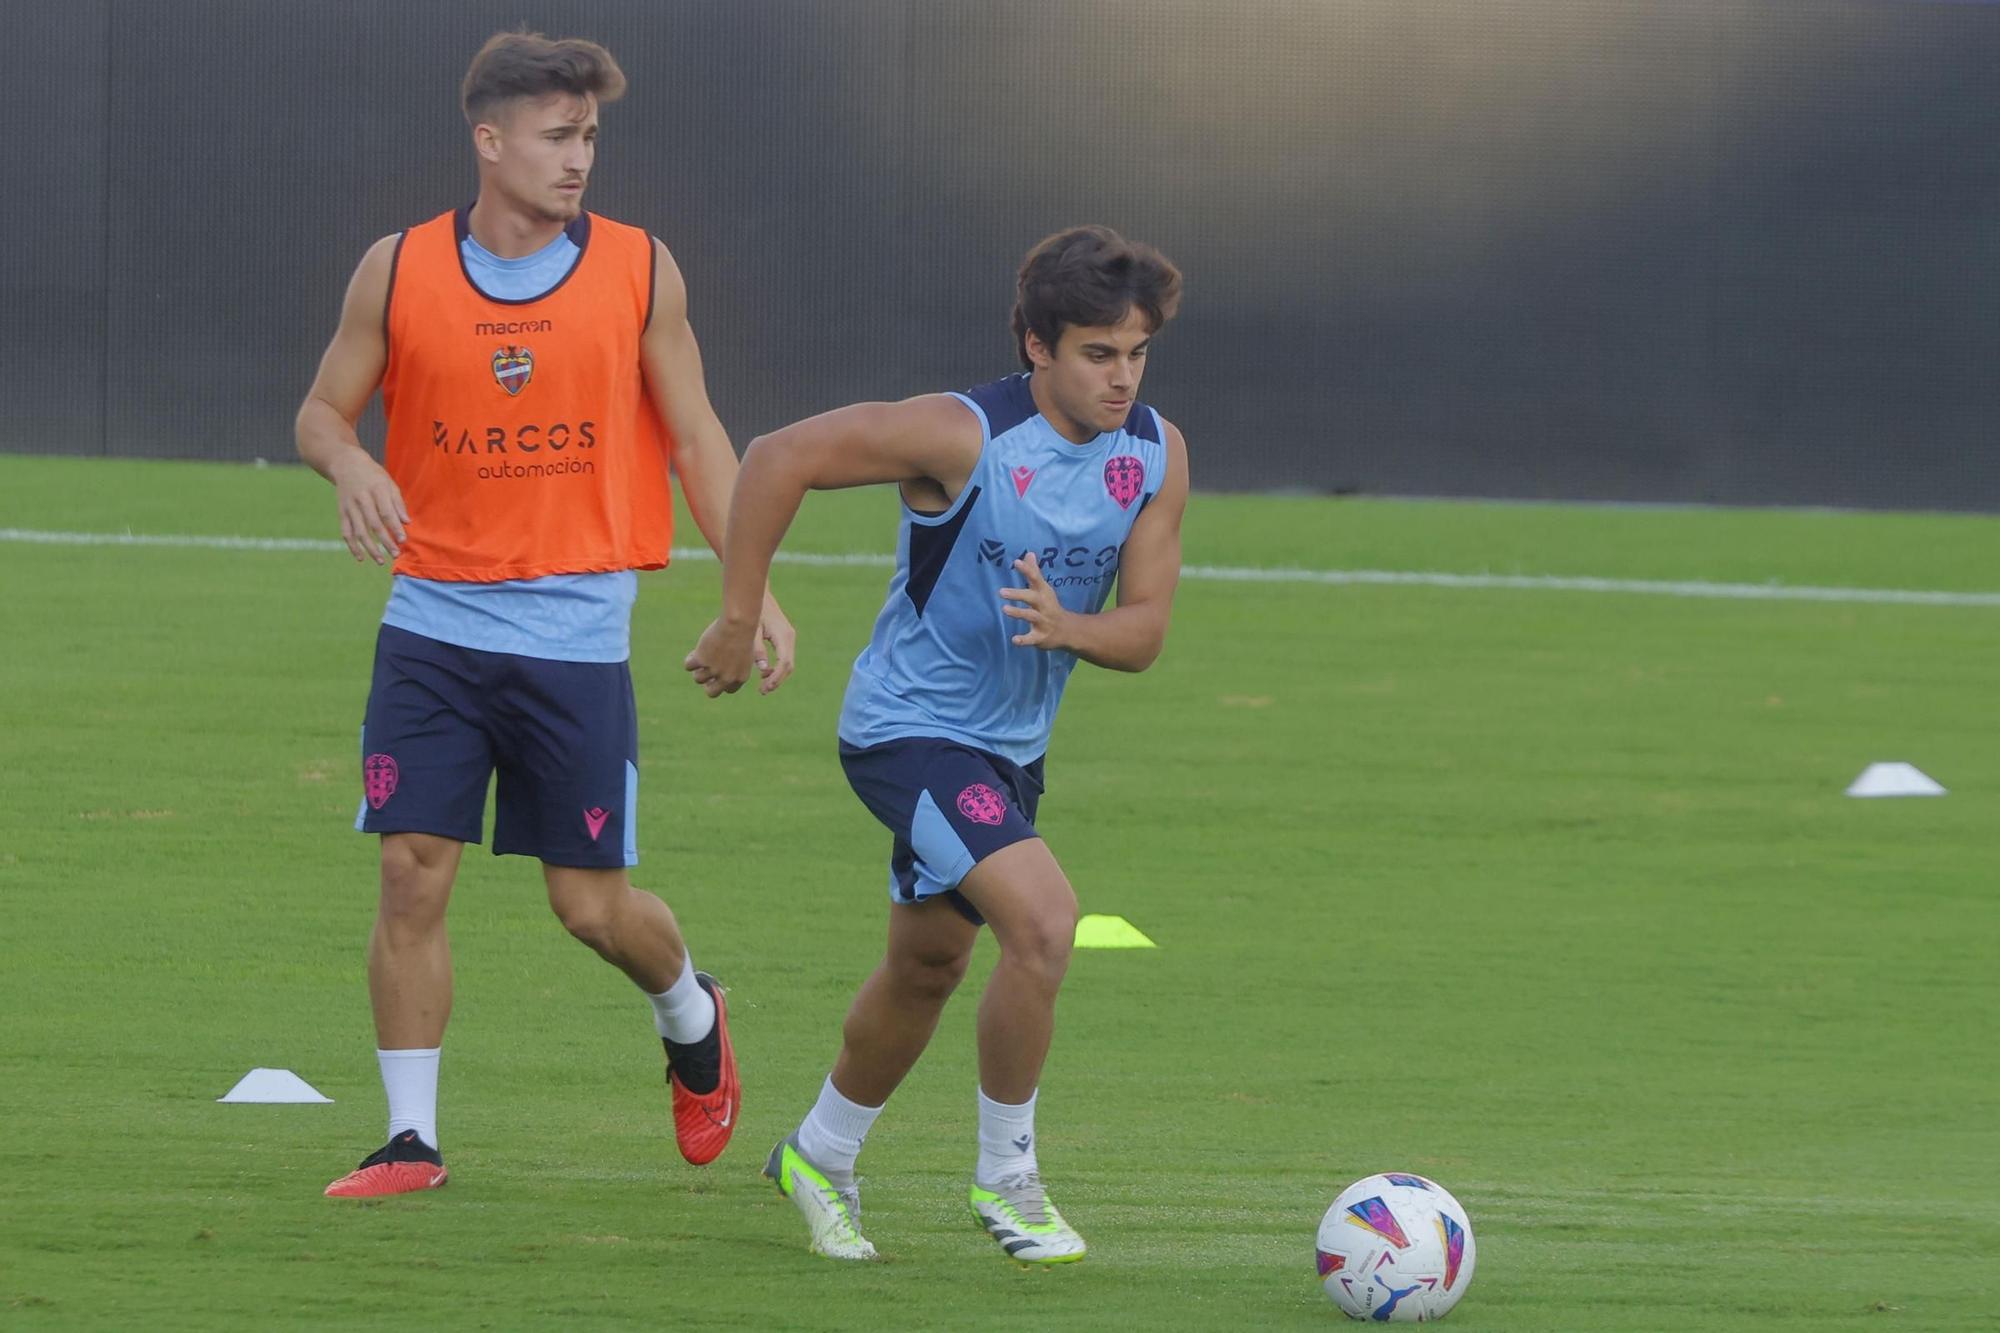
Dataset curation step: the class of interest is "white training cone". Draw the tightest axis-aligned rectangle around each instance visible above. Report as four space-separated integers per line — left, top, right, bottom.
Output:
1845 763 1946 798
218 1068 333 1103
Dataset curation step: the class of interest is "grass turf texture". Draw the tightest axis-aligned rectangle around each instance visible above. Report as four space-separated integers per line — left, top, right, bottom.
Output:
2 454 1996 1329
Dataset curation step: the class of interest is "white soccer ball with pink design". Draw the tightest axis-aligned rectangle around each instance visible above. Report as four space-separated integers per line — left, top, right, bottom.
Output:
1315 1172 1476 1321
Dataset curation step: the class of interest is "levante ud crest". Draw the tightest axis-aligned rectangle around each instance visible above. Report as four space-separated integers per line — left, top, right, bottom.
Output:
492 345 534 395
1104 454 1143 509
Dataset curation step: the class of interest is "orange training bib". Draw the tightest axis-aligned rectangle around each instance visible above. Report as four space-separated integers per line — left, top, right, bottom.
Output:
381 208 674 581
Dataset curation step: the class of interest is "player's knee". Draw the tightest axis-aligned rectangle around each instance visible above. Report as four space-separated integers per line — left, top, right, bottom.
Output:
892 945 972 1004
377 842 450 930
550 889 618 952
1001 909 1075 986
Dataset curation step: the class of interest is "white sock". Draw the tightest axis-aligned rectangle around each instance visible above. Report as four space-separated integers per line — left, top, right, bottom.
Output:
795 1075 884 1188
976 1086 1039 1184
379 1047 440 1151
648 952 716 1044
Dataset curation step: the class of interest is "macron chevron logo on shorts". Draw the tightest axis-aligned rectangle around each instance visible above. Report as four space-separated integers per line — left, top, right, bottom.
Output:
583 807 610 841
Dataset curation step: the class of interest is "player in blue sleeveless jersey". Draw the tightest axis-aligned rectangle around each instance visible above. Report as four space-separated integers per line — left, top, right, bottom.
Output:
685 227 1186 1262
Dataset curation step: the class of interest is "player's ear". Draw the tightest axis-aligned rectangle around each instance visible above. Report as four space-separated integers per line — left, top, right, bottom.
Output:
472 120 503 164
1024 329 1056 369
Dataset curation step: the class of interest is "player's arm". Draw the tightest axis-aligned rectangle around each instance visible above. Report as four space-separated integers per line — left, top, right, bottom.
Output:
639 237 798 691
1003 419 1188 672
683 394 983 698
295 235 408 564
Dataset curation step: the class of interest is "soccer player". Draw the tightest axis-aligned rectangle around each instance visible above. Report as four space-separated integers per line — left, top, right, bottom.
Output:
295 32 792 1197
684 227 1186 1262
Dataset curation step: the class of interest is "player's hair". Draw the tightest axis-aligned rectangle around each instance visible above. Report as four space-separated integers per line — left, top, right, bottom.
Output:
461 30 627 126
1011 226 1183 368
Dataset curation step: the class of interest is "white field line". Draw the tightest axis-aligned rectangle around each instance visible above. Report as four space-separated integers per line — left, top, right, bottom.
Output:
4 526 1999 607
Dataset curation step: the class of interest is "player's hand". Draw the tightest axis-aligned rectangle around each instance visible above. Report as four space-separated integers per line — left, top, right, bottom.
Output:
330 452 409 565
999 551 1071 650
684 617 758 697
755 591 798 695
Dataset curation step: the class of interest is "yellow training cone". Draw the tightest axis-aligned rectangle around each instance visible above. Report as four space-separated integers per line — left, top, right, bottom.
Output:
1074 914 1157 949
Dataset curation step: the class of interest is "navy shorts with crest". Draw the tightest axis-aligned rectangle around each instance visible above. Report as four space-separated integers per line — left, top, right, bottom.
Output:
356 625 638 869
838 736 1045 925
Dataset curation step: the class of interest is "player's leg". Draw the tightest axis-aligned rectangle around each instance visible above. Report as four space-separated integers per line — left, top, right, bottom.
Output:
542 863 686 992
493 653 735 1164
766 896 978 1260
540 863 736 1163
323 832 463 1197
960 839 1076 1105
955 837 1088 1263
329 627 492 1198
830 894 980 1107
369 832 463 1050
832 742 995 1102
868 739 1084 1256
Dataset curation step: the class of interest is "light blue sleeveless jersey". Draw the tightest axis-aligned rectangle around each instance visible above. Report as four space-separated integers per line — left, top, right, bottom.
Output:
838 373 1169 766
379 223 639 664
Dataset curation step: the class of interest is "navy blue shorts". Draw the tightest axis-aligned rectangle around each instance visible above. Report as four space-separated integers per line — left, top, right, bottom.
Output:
839 737 1045 925
355 625 639 869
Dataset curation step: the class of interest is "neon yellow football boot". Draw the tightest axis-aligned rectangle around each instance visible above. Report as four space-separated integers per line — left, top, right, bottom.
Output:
969 1170 1087 1264
763 1135 877 1261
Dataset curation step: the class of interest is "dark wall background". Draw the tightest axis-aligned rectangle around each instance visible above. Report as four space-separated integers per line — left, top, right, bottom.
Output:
4 0 1997 510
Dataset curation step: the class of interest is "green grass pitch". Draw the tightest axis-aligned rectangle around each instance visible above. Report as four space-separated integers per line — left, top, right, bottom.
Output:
2 454 1996 1328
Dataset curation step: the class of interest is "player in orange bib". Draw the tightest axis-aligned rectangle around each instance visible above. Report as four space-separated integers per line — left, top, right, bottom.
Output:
295 32 790 1197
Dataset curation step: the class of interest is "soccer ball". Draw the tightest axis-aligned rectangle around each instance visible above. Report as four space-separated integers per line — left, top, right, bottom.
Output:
1315 1173 1476 1321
